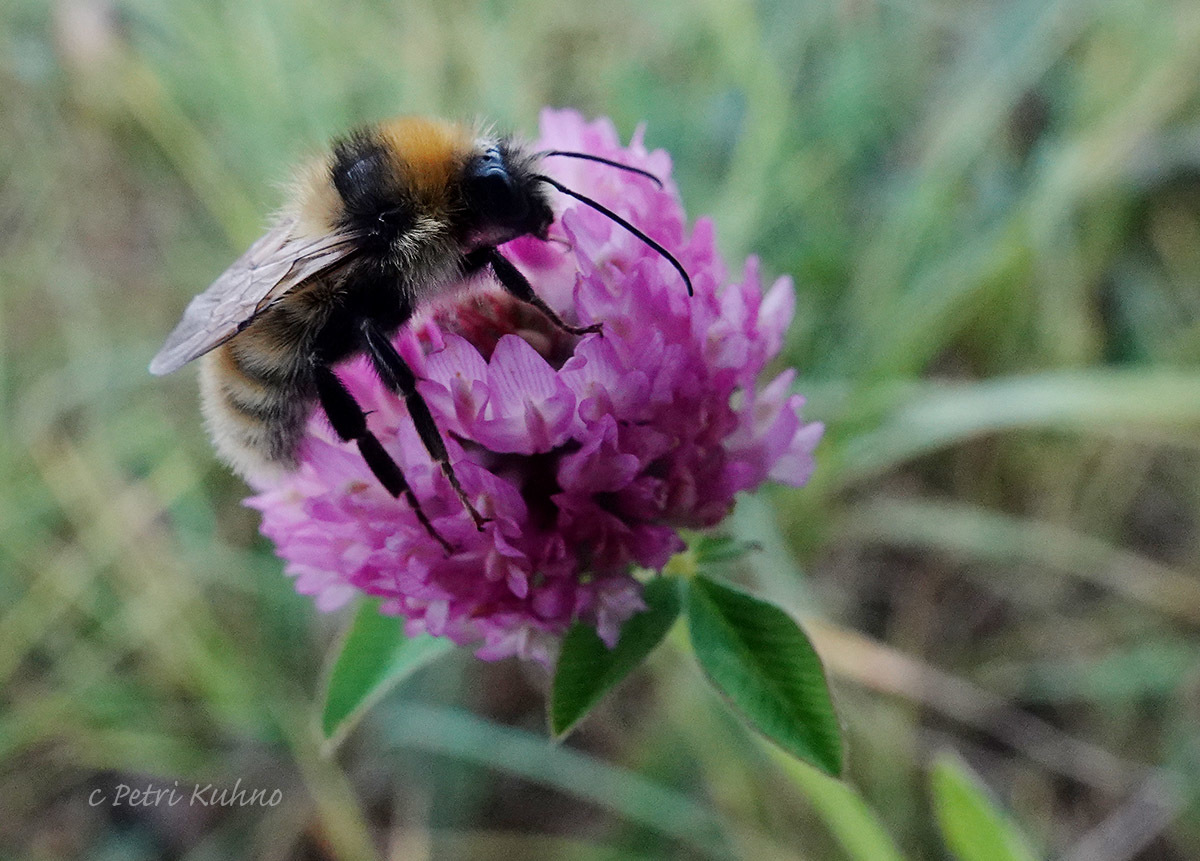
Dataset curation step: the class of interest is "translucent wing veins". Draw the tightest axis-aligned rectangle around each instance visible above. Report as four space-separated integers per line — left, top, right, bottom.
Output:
148 218 359 376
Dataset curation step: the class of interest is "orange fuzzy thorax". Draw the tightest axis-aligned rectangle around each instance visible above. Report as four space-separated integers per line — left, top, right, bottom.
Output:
376 116 474 207
291 116 476 238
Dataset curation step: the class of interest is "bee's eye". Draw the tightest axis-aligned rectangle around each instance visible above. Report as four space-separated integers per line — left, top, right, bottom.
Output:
471 171 514 211
466 150 527 224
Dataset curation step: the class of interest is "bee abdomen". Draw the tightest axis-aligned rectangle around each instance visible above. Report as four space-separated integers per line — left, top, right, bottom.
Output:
199 341 313 480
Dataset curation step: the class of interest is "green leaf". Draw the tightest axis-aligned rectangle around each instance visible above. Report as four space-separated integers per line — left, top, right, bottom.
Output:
685 575 843 776
550 577 682 738
321 599 454 745
931 753 1039 861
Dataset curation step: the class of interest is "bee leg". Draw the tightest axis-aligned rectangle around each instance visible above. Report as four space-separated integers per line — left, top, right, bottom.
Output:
313 363 453 554
359 319 490 532
481 248 604 337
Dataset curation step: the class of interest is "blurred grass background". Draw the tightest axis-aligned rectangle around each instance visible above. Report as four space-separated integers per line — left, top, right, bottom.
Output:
3 0 1200 857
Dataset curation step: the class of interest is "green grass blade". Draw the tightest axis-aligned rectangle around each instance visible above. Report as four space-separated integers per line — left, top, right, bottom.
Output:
767 745 907 861
385 703 733 860
841 497 1200 624
931 752 1040 861
839 371 1200 484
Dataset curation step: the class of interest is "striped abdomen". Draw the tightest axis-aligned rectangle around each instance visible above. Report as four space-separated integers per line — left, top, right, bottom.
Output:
199 297 326 480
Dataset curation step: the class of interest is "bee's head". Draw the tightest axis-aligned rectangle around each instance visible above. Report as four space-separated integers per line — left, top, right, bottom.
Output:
328 124 553 254
323 119 691 296
461 143 553 248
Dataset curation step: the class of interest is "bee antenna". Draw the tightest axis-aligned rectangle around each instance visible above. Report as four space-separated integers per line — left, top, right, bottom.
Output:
536 174 693 297
541 151 664 188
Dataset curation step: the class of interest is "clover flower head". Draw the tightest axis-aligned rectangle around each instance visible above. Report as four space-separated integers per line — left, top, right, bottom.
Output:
246 109 822 663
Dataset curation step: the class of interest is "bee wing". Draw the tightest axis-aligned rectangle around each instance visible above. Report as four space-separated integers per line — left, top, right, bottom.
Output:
149 219 359 376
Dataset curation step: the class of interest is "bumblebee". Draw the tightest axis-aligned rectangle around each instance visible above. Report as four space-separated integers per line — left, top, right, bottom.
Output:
150 116 690 550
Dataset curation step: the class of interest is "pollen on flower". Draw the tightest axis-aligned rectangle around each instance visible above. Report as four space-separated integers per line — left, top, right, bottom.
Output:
246 108 823 663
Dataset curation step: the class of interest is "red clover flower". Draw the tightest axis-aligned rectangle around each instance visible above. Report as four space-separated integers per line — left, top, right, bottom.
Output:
246 109 822 663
